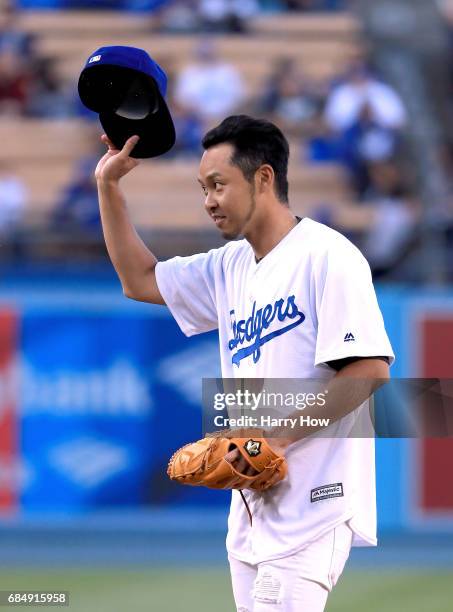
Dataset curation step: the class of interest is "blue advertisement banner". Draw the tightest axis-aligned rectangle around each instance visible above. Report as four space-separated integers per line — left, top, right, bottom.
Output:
17 305 227 512
1 277 451 531
20 312 156 511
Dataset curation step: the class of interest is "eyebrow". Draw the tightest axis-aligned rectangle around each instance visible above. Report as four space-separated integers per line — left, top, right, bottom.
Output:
197 172 223 184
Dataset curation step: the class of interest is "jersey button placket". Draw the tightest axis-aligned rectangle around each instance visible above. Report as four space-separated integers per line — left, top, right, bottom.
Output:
249 498 262 559
248 268 261 303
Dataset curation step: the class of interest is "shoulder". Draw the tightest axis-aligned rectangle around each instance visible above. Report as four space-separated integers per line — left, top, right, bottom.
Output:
216 239 250 268
301 217 370 269
369 79 398 94
191 239 250 270
301 217 357 251
159 240 249 273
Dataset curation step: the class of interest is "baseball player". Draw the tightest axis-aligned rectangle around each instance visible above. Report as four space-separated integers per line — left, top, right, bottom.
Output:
96 115 394 611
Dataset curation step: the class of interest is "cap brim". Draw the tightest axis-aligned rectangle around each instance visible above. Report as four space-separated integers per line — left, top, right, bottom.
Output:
99 93 176 159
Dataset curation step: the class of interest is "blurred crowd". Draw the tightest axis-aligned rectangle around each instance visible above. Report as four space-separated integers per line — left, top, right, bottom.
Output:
0 0 347 120
0 1 76 117
0 0 424 281
151 0 345 33
16 0 345 15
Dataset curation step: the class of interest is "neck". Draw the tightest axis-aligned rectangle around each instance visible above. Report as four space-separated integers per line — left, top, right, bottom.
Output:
244 204 298 261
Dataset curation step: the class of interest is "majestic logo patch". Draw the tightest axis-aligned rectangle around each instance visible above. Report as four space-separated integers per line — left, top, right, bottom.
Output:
244 439 261 457
344 332 355 342
89 54 102 63
311 483 344 503
228 296 305 366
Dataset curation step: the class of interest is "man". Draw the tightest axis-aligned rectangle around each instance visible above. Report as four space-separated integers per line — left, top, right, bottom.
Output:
174 39 245 125
324 60 406 133
96 115 394 611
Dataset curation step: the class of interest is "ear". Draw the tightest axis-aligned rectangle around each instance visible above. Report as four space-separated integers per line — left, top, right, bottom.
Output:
256 165 274 194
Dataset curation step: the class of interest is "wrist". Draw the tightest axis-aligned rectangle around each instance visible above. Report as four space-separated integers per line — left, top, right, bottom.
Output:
266 437 292 454
96 176 120 189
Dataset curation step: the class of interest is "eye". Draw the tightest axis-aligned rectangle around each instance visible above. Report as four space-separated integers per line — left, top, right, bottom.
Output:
214 182 223 190
200 184 208 196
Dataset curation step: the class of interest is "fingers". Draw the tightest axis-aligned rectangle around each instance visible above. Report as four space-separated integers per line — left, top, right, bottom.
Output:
225 449 257 476
100 134 139 156
122 135 140 156
239 460 257 476
101 134 116 149
225 449 239 464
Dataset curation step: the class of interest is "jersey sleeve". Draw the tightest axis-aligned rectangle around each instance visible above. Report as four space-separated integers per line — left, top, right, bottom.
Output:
314 239 394 367
155 250 219 337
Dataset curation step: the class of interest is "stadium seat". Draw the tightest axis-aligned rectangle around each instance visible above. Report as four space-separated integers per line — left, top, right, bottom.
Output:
9 11 362 234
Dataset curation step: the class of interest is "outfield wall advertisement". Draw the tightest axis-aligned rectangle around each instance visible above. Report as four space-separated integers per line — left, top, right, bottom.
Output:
0 283 452 531
0 310 18 512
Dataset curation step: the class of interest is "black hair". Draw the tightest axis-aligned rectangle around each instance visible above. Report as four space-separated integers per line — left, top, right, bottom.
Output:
202 115 289 204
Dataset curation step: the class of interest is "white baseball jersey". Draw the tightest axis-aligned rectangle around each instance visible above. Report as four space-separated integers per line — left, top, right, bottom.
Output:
155 217 394 564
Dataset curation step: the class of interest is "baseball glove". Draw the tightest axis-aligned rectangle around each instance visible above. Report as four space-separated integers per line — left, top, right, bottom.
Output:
167 431 287 492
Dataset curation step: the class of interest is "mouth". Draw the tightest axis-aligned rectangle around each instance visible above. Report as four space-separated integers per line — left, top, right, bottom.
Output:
212 215 226 227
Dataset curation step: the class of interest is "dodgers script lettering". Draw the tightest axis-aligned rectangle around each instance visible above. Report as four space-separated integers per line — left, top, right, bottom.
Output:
228 295 305 366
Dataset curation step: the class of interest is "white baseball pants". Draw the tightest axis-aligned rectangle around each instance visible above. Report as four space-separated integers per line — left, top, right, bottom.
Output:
228 522 353 612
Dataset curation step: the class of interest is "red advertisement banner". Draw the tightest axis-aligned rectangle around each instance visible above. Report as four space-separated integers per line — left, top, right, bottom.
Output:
0 309 18 511
420 316 453 512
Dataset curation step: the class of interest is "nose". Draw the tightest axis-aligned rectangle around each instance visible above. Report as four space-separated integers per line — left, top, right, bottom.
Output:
204 189 218 213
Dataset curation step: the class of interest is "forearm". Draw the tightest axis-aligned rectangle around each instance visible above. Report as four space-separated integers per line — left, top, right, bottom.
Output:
97 178 161 302
269 359 390 450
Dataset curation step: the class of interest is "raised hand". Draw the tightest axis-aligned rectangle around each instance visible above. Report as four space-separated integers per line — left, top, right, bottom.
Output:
95 134 141 183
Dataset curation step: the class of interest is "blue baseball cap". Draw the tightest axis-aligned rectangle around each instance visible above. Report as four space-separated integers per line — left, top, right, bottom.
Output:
78 46 176 158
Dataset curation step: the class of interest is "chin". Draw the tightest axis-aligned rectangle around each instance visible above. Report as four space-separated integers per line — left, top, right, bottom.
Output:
221 229 240 240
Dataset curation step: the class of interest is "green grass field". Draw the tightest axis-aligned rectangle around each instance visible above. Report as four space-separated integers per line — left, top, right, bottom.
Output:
0 568 452 611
